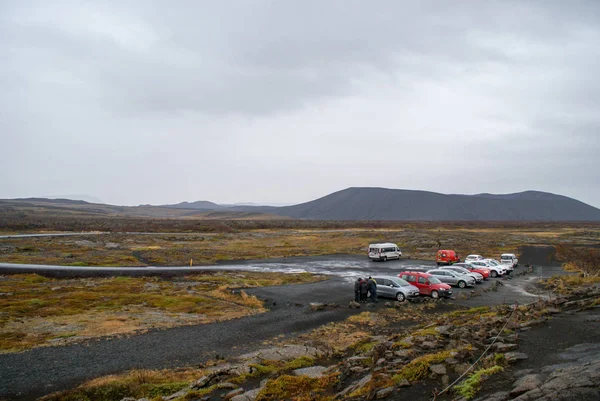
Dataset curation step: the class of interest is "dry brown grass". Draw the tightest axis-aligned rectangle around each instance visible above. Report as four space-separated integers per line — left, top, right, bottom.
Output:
1 223 597 267
40 367 205 401
0 272 325 353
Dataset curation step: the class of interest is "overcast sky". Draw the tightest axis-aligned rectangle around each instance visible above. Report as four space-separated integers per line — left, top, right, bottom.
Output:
2 1 600 208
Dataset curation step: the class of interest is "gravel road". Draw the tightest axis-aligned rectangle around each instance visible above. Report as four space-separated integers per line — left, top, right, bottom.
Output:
0 278 356 400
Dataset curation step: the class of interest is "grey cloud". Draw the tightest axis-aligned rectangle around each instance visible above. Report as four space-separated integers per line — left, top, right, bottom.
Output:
1 0 600 207
8 0 592 116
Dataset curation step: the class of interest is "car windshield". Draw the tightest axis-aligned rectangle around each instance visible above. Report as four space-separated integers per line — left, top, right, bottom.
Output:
428 276 442 284
488 260 499 265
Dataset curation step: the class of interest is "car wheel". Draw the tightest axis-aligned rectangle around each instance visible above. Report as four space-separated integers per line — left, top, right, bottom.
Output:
430 290 439 299
396 292 405 302
436 262 441 266
491 270 498 278
458 281 467 289
383 256 387 262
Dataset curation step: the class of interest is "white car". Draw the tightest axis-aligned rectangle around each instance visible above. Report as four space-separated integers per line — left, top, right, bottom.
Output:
469 260 504 278
484 259 512 274
440 266 484 284
501 253 518 268
465 254 484 263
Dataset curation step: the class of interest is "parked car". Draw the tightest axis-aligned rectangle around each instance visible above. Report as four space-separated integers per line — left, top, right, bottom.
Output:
372 276 420 302
500 253 519 268
469 260 504 277
465 254 484 262
454 262 490 279
439 266 483 283
436 249 460 265
426 269 476 288
484 259 512 274
368 243 402 261
398 271 453 299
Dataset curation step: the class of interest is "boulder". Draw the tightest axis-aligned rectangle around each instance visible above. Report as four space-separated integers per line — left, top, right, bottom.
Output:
421 341 438 350
164 389 190 401
394 350 412 358
376 386 394 399
310 303 326 311
224 388 245 400
292 366 328 378
356 374 373 389
510 374 545 397
429 364 447 375
513 369 534 378
192 375 211 388
231 388 261 401
494 343 518 352
505 352 529 363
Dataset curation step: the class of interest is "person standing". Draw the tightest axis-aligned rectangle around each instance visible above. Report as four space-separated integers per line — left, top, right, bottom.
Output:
359 278 368 303
354 277 361 302
368 276 378 303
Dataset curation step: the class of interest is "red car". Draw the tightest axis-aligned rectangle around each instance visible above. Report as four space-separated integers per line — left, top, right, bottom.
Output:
454 263 490 280
436 250 460 265
398 271 453 299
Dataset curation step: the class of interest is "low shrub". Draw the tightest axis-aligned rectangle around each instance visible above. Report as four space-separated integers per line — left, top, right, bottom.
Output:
453 365 504 400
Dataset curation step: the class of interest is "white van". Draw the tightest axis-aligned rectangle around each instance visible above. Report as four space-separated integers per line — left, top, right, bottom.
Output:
368 243 402 261
500 253 518 268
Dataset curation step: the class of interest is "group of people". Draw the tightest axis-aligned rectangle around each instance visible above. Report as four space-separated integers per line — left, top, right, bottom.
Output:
354 276 378 303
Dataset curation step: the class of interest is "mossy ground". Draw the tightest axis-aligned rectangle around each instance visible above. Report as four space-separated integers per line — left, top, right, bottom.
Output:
0 272 326 352
40 368 204 401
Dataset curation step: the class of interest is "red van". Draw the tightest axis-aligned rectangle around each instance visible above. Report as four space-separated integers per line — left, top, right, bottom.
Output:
436 250 460 265
398 271 453 299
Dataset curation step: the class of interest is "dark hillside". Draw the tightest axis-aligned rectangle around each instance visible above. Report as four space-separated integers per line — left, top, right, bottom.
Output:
245 188 600 221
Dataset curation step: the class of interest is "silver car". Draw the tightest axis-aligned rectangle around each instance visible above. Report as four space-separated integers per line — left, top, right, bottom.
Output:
426 269 476 288
373 276 420 302
439 266 483 284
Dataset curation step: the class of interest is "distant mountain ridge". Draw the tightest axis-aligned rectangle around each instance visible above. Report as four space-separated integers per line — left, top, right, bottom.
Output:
231 188 600 221
162 200 224 210
3 188 599 221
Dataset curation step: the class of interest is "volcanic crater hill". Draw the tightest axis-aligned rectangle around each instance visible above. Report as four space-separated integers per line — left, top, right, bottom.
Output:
233 188 600 221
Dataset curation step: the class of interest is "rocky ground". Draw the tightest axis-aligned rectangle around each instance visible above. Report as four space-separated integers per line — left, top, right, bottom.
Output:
42 281 599 401
189 287 600 401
